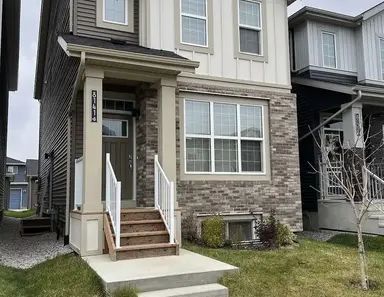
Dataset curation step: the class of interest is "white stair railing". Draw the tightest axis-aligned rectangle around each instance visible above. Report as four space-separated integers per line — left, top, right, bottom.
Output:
154 155 175 244
365 166 384 213
106 153 122 248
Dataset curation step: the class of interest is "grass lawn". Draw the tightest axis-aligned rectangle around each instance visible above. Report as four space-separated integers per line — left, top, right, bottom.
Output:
4 209 37 219
186 234 384 297
0 254 105 297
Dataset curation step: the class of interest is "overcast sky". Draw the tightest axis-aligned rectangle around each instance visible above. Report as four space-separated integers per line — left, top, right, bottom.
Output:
6 0 384 162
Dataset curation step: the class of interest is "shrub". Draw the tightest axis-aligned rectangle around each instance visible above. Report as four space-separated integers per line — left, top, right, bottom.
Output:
277 223 296 247
111 287 138 297
201 216 225 248
182 214 198 243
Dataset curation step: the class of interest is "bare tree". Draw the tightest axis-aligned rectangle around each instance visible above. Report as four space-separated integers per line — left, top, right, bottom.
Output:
310 120 384 291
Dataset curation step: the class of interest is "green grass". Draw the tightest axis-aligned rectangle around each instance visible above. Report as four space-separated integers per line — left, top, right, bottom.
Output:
0 254 105 297
185 234 384 297
4 209 37 219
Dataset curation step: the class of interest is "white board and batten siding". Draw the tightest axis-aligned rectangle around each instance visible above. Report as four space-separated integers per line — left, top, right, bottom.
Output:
140 0 291 88
360 11 384 84
293 20 357 75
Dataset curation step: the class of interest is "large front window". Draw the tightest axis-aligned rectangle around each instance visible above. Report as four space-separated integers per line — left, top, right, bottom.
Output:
185 100 264 174
181 0 208 46
322 32 337 68
104 0 128 24
238 0 262 55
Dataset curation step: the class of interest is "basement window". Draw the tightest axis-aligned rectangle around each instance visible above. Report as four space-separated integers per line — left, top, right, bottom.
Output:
227 221 255 242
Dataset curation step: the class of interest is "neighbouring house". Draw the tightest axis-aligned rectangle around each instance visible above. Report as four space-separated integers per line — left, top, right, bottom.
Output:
289 3 384 235
5 157 38 211
0 0 21 221
34 0 301 262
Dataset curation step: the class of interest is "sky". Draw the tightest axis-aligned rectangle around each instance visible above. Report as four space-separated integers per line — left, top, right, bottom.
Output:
6 0 384 162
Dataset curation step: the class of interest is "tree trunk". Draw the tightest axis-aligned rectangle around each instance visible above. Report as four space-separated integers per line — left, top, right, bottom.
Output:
357 223 369 290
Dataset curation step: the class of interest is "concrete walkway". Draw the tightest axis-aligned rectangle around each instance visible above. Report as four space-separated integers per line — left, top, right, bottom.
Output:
0 216 72 269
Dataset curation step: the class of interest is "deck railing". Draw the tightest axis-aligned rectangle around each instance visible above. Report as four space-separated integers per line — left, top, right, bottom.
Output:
74 157 84 210
105 153 122 248
154 155 175 244
365 166 384 212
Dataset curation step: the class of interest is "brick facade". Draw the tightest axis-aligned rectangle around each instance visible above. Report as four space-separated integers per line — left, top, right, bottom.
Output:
134 81 303 232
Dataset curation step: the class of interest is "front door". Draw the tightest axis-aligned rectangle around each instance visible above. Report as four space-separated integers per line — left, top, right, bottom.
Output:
102 114 134 202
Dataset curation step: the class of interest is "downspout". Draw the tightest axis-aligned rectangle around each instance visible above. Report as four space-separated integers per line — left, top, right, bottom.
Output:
64 52 85 245
299 90 363 142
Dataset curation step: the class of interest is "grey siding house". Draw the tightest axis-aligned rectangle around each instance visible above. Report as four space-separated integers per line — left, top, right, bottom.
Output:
34 0 301 260
0 0 21 221
290 4 384 234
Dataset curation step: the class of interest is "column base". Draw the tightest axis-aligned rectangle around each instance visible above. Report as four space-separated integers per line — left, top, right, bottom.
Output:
70 211 104 256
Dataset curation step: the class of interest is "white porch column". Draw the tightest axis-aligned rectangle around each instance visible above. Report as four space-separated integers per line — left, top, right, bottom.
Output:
157 78 177 183
70 66 104 257
342 103 364 148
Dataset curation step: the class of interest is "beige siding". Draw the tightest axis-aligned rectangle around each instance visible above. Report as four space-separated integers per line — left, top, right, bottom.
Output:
141 0 291 87
292 21 309 71
74 0 139 43
38 0 80 225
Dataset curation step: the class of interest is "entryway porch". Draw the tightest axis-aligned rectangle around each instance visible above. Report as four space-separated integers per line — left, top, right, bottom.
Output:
61 34 199 258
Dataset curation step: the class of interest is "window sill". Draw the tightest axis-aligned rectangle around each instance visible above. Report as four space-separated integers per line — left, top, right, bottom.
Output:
96 19 134 33
179 172 271 182
177 42 214 54
234 51 268 62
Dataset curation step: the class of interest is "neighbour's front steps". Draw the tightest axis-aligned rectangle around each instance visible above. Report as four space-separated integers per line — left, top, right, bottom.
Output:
105 208 178 261
84 249 238 297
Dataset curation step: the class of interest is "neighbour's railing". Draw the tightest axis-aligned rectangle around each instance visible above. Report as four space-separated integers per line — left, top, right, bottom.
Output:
106 153 122 248
369 163 384 180
154 155 175 244
365 166 384 212
74 157 84 210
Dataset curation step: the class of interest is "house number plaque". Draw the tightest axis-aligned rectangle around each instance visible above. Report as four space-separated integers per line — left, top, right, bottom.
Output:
91 90 97 122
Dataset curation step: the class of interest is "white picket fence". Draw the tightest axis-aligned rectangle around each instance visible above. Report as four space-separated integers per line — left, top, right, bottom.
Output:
105 153 122 248
154 155 175 244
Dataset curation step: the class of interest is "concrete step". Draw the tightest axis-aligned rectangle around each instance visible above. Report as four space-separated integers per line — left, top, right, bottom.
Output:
368 214 384 220
116 231 169 246
379 222 384 228
121 209 161 221
121 220 166 233
116 243 178 260
137 284 228 297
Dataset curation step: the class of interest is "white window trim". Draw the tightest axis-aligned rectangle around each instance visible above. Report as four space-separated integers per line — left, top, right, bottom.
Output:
180 0 209 48
7 166 18 174
237 0 263 56
102 119 129 138
183 99 266 176
321 31 338 69
103 0 129 25
379 37 384 81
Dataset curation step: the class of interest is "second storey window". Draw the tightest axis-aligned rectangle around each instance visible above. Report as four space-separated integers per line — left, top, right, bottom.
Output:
380 38 384 80
238 0 262 55
185 100 264 174
7 166 18 174
181 0 208 46
104 0 128 24
322 32 337 68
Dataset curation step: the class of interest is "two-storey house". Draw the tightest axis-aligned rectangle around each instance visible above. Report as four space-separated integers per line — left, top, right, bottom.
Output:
0 0 21 221
34 0 301 262
5 157 38 211
290 3 384 235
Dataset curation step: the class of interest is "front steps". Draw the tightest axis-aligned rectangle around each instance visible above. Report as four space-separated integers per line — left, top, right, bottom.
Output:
137 284 228 297
20 217 51 236
105 208 178 261
84 249 238 297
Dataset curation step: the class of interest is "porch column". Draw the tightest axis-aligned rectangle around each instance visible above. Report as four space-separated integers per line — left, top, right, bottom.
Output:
342 103 364 148
70 66 104 257
157 78 177 183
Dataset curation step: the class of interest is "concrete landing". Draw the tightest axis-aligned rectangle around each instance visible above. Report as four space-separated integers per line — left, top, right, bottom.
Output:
84 249 238 293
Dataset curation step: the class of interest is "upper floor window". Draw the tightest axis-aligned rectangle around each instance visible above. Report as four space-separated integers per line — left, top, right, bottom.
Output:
380 38 384 80
184 100 264 174
181 0 208 47
104 0 128 25
322 32 337 69
7 166 18 174
238 0 262 55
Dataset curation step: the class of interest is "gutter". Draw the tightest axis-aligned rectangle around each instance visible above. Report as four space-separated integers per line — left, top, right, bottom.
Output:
299 90 363 142
64 52 85 245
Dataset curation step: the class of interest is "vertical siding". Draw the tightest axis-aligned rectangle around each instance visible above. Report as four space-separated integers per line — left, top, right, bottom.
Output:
143 0 291 87
361 11 384 82
292 21 309 71
74 0 139 43
306 20 357 73
38 0 79 226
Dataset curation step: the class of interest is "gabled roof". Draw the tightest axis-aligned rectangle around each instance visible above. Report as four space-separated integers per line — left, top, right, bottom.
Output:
26 159 38 177
6 157 25 165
